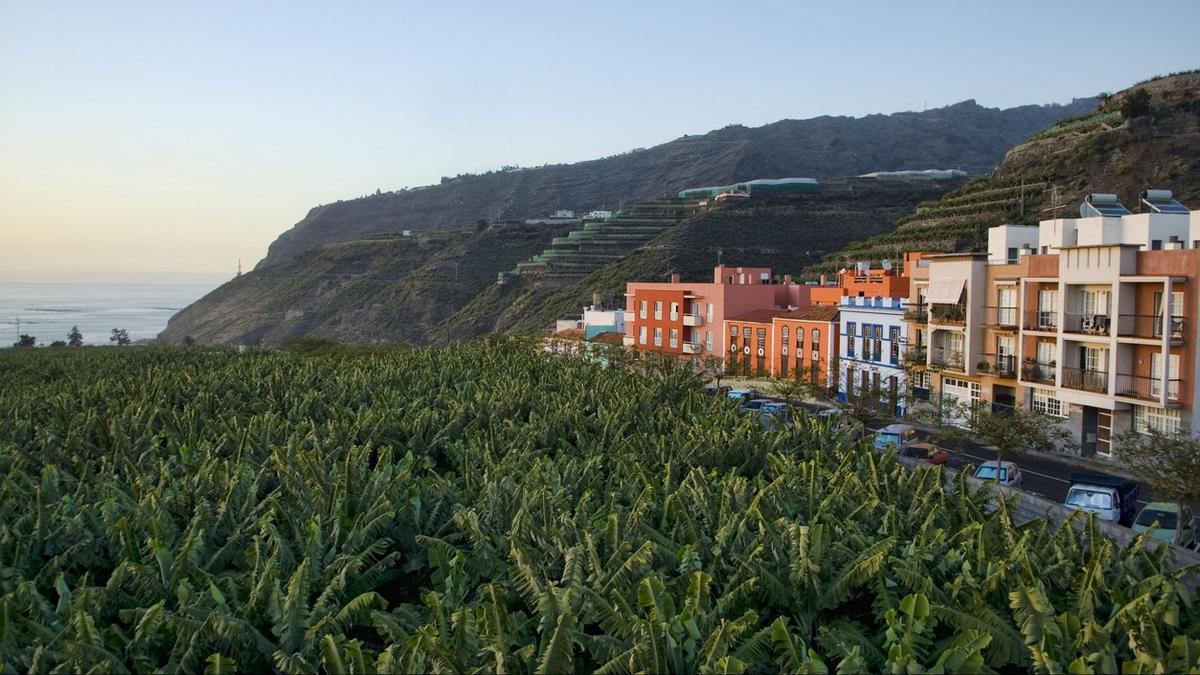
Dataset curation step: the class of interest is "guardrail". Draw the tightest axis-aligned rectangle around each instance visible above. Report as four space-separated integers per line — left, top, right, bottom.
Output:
1114 373 1182 402
1062 366 1108 393
1117 314 1186 341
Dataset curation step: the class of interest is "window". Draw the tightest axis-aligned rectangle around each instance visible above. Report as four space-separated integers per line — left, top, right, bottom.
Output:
1007 247 1018 263
1037 289 1057 328
846 322 856 357
653 327 662 346
797 328 805 349
889 326 901 364
756 328 766 350
706 303 714 323
1150 352 1181 400
812 329 820 349
705 331 713 352
781 326 789 355
1133 406 1181 435
639 326 647 345
730 325 738 338
653 301 662 320
743 327 751 337
669 328 678 348
1153 290 1185 337
639 300 648 320
845 366 856 398
997 288 1017 325
1081 346 1107 372
873 325 882 363
1151 239 1163 250
670 302 679 321
1031 389 1065 417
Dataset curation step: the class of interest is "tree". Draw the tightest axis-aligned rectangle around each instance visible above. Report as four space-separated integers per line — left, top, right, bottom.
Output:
767 373 819 407
50 340 67 347
13 334 36 348
906 393 972 452
1114 428 1200 545
1121 88 1152 120
971 403 1076 460
110 328 131 346
68 325 84 347
700 354 727 390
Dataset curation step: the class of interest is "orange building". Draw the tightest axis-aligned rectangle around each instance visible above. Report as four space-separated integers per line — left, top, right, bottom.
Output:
809 260 912 306
723 305 841 386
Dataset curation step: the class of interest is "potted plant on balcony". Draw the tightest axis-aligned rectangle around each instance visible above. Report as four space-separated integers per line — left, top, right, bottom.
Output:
977 360 990 373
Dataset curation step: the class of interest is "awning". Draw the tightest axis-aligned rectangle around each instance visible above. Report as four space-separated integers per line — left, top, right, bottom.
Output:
926 279 965 304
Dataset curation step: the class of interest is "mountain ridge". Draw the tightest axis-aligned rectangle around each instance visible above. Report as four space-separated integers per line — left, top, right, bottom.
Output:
257 97 1095 268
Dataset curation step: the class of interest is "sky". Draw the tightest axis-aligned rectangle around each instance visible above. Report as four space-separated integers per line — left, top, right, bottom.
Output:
2 1 1198 283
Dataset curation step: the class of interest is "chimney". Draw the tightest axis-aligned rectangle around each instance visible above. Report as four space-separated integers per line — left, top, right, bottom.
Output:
669 273 680 283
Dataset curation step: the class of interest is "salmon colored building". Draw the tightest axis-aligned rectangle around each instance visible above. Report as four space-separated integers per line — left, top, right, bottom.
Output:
722 305 841 386
623 266 811 359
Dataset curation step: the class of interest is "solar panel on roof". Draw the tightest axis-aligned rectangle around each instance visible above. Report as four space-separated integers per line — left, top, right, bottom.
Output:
1081 202 1132 217
1143 199 1190 214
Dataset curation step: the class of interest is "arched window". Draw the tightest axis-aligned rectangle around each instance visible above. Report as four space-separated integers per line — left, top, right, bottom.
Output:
812 328 820 346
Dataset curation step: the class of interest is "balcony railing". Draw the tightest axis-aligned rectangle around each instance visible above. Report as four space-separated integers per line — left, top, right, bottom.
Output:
1024 309 1058 331
1021 362 1055 384
1063 313 1112 336
904 304 929 322
930 304 966 325
682 314 704 327
978 353 1017 378
1116 314 1185 341
1061 367 1108 394
1114 373 1182 402
983 306 1020 327
682 342 700 355
905 345 928 364
930 347 965 370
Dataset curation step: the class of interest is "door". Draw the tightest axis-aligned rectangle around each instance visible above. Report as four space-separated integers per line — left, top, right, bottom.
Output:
1038 289 1057 328
998 288 1017 325
997 336 1015 376
1081 406 1099 455
1150 352 1181 400
1097 410 1112 455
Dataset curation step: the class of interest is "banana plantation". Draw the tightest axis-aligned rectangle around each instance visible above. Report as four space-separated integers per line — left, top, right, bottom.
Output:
2 342 1199 673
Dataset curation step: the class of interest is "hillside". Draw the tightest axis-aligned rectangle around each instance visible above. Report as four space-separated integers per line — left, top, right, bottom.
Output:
804 72 1200 276
441 181 960 339
161 183 953 346
258 98 1094 267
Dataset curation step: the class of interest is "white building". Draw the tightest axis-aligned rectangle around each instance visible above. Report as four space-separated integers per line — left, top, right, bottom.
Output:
837 295 910 415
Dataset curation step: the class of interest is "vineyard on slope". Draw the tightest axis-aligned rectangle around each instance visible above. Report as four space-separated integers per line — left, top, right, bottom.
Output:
1 343 1198 673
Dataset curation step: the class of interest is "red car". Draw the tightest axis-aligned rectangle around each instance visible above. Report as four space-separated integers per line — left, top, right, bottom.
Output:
899 442 951 465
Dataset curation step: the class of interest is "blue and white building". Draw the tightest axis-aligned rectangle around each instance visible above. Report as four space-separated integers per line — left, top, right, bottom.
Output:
837 295 910 415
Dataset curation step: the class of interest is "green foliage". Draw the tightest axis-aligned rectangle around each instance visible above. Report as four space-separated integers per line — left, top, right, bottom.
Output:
1121 88 1153 120
0 343 1197 672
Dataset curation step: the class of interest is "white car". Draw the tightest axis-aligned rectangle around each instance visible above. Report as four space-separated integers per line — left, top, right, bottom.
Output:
974 460 1023 489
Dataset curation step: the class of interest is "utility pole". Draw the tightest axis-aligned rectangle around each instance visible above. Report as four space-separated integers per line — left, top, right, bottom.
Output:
237 259 242 276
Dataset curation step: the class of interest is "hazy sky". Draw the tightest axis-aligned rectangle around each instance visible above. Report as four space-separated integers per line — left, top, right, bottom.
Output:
2 1 1198 281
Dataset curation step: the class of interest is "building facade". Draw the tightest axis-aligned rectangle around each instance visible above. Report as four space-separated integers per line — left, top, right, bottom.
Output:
837 295 909 415
907 192 1200 455
623 266 810 359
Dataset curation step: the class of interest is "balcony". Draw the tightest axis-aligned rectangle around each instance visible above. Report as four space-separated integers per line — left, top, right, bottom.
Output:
1116 315 1185 343
982 306 1019 328
930 347 965 370
904 304 929 323
1021 362 1055 385
905 345 928 364
1063 313 1111 337
682 342 700 355
1024 310 1058 332
978 353 1017 378
929 304 966 325
682 314 704 327
1114 374 1182 404
622 336 635 347
1061 367 1108 394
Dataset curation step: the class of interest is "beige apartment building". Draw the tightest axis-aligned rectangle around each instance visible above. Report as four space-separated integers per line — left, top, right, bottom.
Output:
907 191 1200 456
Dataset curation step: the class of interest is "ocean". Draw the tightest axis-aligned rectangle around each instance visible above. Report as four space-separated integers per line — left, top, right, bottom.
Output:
0 281 218 347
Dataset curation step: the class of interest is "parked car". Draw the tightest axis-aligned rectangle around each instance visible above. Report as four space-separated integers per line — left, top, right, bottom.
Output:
727 389 759 402
1132 502 1195 546
1064 472 1140 526
898 442 951 466
739 398 772 414
759 402 794 430
973 460 1023 489
873 423 918 452
704 384 732 396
